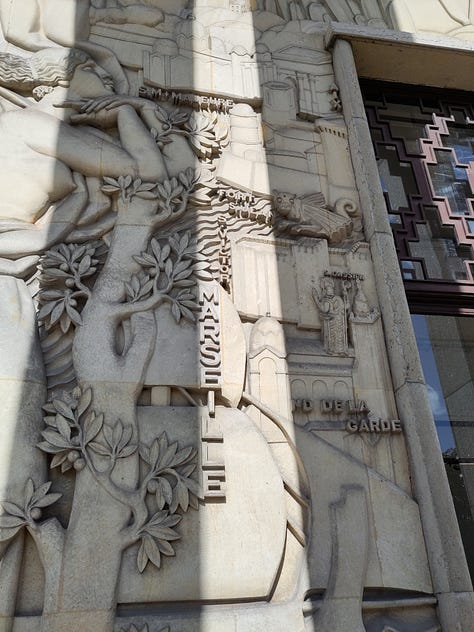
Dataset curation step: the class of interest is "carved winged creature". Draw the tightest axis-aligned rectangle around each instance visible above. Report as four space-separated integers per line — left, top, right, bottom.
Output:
273 190 355 243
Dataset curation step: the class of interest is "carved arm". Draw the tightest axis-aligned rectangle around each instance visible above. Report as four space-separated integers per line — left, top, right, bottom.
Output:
0 174 88 258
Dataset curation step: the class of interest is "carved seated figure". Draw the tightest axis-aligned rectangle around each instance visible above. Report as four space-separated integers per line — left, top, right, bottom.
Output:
384 0 474 39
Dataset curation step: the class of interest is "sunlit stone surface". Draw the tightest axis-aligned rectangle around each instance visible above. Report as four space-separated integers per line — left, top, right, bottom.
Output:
0 2 473 631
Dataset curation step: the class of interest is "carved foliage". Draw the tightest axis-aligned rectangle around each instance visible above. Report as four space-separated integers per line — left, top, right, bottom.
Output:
0 479 61 541
136 433 202 572
38 242 104 334
130 229 214 324
34 386 203 574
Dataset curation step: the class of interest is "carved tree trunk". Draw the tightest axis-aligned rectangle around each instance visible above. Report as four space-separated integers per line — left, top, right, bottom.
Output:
41 197 159 632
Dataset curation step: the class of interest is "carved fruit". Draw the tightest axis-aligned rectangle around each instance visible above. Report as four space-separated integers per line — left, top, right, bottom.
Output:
30 508 42 521
74 458 86 471
147 480 158 494
65 279 75 288
71 436 80 446
60 264 69 272
67 450 81 463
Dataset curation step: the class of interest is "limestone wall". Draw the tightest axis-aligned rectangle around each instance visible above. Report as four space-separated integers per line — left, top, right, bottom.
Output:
0 2 472 632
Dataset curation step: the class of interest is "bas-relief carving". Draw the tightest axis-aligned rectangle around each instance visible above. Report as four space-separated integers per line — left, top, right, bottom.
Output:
320 0 474 40
0 4 441 632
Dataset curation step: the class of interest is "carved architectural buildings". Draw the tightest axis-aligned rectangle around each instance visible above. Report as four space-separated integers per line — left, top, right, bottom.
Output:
0 2 473 631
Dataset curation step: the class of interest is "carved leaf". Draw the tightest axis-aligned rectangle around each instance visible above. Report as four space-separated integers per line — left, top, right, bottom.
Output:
180 464 196 478
24 479 34 505
83 412 104 444
59 311 71 334
143 524 180 542
32 493 62 509
29 481 52 507
103 424 114 448
40 429 73 450
118 424 133 452
117 444 137 459
37 441 65 455
143 534 162 569
133 253 156 268
176 479 189 512
171 302 181 323
173 279 195 288
173 259 192 277
113 420 124 447
173 268 193 281
56 415 72 441
158 441 178 469
37 300 61 320
170 446 194 468
183 476 203 500
137 538 149 573
177 304 196 323
49 301 66 326
88 441 112 457
50 452 69 469
1 502 26 519
53 400 75 422
139 444 151 465
0 515 26 529
155 477 173 510
65 304 83 327
77 388 92 417
165 258 173 279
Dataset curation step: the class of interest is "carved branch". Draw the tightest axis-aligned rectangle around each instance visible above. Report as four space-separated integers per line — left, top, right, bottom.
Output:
112 291 173 320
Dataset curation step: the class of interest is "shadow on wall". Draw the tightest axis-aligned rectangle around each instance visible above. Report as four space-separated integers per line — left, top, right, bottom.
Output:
0 2 450 632
0 1 203 630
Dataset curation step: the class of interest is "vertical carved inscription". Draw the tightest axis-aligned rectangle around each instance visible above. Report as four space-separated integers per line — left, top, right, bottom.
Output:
198 285 222 387
201 408 226 499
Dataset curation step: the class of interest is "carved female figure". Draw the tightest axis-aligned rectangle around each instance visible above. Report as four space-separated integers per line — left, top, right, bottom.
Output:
0 46 188 628
383 0 474 37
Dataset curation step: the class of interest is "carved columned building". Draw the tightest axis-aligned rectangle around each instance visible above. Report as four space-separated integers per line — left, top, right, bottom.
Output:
0 2 473 631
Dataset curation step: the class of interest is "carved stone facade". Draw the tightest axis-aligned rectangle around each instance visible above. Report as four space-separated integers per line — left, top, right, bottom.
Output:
0 2 472 632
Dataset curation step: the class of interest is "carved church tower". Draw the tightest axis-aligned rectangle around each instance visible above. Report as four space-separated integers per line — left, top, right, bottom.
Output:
0 2 473 632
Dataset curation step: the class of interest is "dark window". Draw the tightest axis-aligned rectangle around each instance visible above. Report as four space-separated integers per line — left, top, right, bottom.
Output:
362 81 474 579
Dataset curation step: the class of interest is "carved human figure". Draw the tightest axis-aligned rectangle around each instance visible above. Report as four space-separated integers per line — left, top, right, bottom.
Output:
313 277 350 355
0 47 179 625
351 278 371 319
0 0 164 93
382 0 473 33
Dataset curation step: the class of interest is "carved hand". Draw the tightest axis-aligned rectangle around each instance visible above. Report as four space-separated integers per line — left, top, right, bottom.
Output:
68 95 152 114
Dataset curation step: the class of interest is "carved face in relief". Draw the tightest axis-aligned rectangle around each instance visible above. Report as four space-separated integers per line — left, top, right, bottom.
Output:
273 191 296 217
321 277 335 297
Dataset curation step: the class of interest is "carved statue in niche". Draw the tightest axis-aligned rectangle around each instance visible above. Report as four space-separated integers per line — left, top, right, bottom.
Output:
312 276 350 355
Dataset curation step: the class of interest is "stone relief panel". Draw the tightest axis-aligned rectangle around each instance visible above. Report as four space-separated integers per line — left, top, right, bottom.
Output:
0 3 441 632
318 0 474 40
